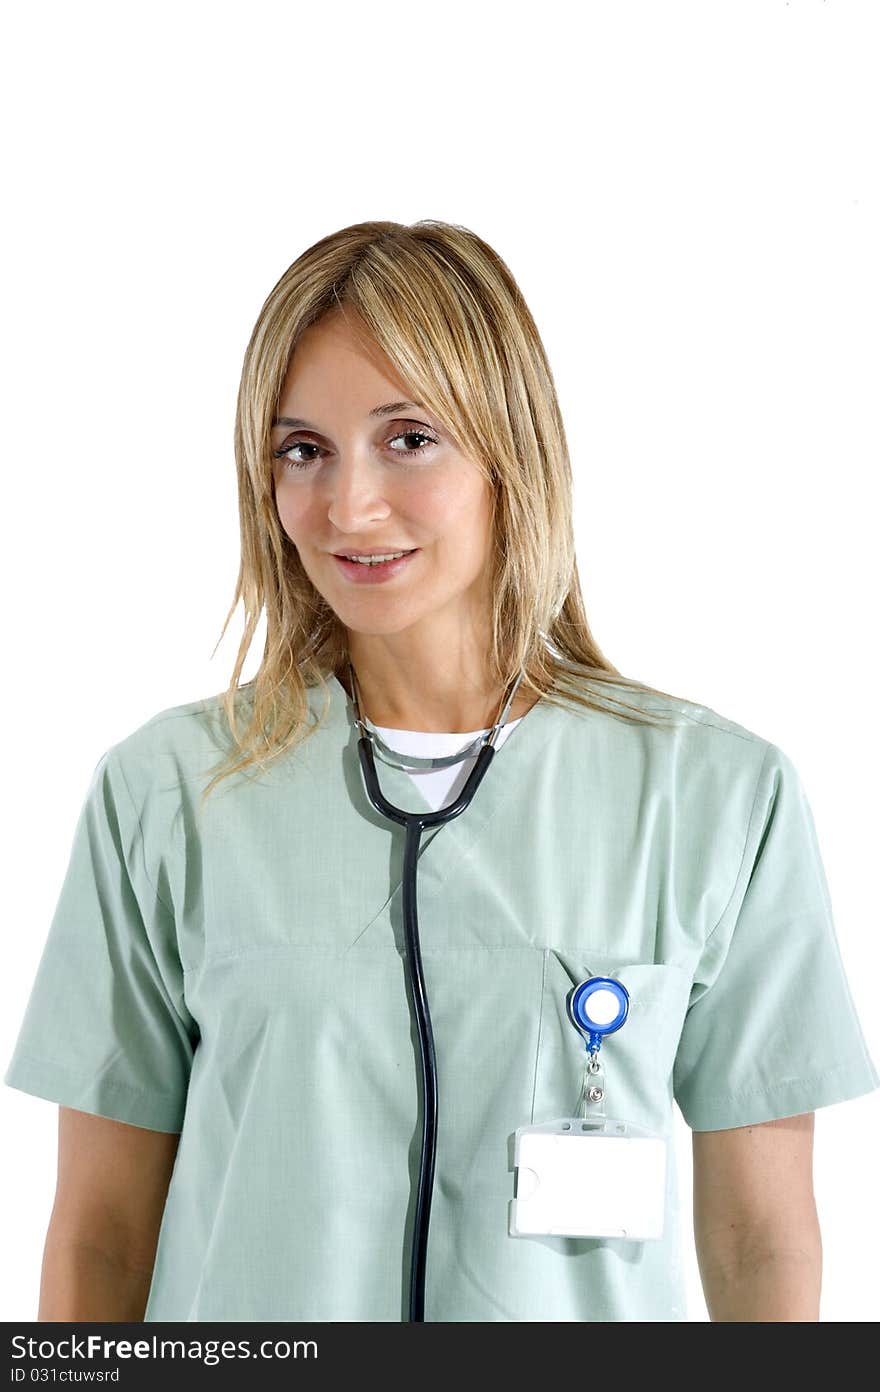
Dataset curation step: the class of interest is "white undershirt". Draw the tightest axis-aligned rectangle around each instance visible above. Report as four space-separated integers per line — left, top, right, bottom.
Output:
370 719 523 811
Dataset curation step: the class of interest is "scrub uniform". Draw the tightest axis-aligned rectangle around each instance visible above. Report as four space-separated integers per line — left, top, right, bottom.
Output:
5 673 878 1322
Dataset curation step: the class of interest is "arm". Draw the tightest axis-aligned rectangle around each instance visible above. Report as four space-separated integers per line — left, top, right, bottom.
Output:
38 1106 180 1321
692 1112 821 1321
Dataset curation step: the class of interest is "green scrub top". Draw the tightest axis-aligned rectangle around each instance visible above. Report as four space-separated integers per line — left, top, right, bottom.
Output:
5 673 878 1322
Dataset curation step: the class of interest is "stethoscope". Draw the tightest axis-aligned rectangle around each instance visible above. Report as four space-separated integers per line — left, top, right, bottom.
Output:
344 658 526 1323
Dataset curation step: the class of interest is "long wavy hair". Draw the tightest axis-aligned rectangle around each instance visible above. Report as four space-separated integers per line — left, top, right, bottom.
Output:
202 219 694 804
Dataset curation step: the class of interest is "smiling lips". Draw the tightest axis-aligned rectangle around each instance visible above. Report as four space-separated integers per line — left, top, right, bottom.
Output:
332 549 420 583
333 547 417 559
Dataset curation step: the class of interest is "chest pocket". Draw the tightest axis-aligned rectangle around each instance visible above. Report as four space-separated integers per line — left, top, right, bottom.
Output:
533 949 693 1136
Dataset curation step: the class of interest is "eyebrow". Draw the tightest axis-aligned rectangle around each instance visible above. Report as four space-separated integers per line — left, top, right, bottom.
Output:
271 401 426 430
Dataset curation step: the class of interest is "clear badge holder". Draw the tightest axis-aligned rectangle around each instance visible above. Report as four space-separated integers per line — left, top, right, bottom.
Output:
509 976 667 1240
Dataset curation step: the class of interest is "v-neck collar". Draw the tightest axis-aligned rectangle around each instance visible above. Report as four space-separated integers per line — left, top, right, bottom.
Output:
326 671 563 891
295 673 572 950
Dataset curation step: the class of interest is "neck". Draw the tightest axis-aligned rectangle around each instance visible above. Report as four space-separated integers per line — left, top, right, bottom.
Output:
335 659 540 734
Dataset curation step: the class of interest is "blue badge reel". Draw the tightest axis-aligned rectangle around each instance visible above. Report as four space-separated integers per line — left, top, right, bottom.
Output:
568 975 630 1048
509 974 668 1241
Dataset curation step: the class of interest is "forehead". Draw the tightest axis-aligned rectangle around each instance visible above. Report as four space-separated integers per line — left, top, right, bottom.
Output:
276 314 412 418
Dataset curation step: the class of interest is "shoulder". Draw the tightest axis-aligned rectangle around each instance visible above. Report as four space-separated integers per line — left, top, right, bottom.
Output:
99 685 258 806
98 679 338 811
554 676 807 940
108 690 237 756
552 672 785 846
554 671 774 763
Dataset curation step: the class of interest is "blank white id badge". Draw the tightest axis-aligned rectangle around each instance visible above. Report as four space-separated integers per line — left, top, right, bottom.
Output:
509 1117 667 1240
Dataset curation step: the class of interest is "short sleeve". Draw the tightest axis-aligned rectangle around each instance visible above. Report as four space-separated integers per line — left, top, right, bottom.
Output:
4 745 198 1133
673 740 880 1131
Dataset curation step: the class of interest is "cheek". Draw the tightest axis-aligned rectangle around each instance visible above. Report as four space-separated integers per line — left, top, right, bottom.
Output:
274 483 313 538
421 471 491 530
437 480 492 557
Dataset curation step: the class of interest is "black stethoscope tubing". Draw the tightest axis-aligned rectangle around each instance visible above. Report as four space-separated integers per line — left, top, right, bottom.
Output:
346 660 525 1323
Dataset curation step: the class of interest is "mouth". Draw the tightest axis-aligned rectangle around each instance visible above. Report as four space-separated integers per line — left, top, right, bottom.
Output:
332 548 420 584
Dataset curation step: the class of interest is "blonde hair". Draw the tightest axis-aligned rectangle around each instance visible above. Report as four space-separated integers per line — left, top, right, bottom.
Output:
202 219 694 804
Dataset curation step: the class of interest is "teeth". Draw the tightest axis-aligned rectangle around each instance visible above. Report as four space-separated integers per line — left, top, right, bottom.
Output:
344 551 410 565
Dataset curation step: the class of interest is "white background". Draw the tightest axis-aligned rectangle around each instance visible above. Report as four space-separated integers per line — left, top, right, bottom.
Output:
2 0 877 1323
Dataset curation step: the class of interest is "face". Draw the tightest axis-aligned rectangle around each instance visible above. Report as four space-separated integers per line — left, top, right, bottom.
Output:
271 311 495 643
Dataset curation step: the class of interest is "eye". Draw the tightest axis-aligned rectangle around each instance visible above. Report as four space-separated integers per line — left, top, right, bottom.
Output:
387 429 438 457
272 426 439 471
273 440 322 470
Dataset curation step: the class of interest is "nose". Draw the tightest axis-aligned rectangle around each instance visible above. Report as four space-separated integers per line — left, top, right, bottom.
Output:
325 452 392 533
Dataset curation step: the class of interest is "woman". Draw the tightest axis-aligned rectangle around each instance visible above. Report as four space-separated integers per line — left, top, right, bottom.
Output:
6 219 878 1323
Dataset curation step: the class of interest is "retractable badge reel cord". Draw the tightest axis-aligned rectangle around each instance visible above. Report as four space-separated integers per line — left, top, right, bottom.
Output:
346 660 667 1322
